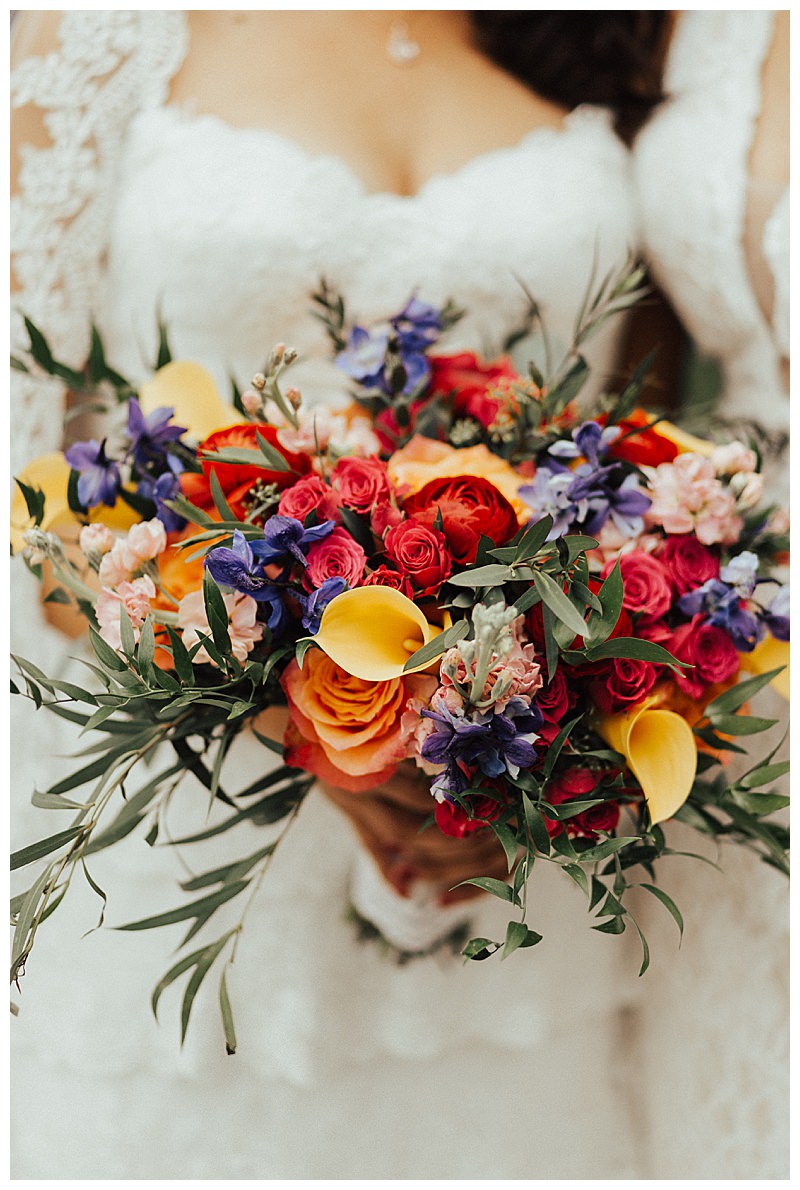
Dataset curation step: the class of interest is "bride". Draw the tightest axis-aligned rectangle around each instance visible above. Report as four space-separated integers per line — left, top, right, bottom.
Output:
10 10 788 1179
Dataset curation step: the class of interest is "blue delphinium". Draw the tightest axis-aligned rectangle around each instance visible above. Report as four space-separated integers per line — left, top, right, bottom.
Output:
678 577 763 652
64 439 121 508
136 455 186 533
126 398 187 471
297 577 348 634
335 294 443 397
422 696 542 782
257 515 335 573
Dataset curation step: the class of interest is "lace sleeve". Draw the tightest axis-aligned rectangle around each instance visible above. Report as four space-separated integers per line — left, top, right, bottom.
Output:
10 10 188 473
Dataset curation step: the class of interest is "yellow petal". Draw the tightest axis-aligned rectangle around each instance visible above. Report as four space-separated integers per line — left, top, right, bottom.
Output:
138 360 234 442
11 452 72 553
596 701 697 826
315 587 441 681
653 420 716 457
740 637 790 700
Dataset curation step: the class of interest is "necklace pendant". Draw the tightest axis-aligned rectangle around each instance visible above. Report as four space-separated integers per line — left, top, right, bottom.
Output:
387 21 420 66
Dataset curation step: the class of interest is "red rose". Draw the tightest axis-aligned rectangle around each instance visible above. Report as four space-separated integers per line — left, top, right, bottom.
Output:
278 474 342 524
402 474 519 565
575 801 621 839
656 534 721 596
671 616 740 698
534 667 573 746
589 656 658 713
331 456 391 514
303 527 367 591
361 565 415 599
602 551 672 620
384 517 453 595
434 794 501 838
429 352 520 429
544 767 603 837
370 501 404 539
603 409 680 467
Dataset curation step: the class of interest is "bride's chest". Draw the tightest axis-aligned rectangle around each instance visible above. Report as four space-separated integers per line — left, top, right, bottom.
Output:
101 105 635 390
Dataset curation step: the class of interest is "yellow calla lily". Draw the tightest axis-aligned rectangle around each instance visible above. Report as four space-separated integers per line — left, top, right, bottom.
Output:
739 637 790 700
652 420 716 458
138 360 236 442
11 452 139 554
595 699 697 826
315 586 443 682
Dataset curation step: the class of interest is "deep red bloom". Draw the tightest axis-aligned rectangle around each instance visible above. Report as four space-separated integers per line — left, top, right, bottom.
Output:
428 351 521 428
602 409 680 467
384 517 452 595
402 474 519 564
434 795 501 838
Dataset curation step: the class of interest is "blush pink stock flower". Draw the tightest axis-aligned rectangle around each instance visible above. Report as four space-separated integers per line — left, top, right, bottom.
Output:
98 519 167 586
95 575 157 651
177 589 264 665
646 454 743 545
303 526 367 591
79 523 115 557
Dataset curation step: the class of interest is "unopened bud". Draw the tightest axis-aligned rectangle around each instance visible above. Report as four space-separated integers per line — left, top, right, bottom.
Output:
251 372 267 392
241 389 263 415
283 347 298 365
286 386 303 410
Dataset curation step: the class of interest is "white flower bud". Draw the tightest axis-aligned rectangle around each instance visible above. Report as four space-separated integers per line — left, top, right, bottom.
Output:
251 372 267 392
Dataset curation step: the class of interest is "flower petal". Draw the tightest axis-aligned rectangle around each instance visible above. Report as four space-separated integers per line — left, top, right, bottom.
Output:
138 361 233 442
739 636 790 700
596 701 697 825
315 586 439 681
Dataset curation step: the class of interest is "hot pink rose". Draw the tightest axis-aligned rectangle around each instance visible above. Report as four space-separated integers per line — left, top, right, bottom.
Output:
602 550 672 620
588 657 658 713
303 526 366 591
278 474 342 524
656 534 720 596
331 455 391 514
671 617 740 698
384 517 452 595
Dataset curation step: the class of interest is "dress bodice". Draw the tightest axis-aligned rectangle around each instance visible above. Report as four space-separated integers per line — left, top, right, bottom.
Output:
99 101 636 403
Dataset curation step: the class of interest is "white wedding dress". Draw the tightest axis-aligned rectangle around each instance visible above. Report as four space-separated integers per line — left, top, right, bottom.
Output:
10 11 788 1179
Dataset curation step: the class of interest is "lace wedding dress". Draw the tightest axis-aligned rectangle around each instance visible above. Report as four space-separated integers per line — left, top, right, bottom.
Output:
10 11 788 1179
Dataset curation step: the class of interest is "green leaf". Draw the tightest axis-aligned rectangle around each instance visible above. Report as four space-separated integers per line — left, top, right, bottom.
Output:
452 876 520 906
11 826 86 870
592 915 626 935
542 714 583 779
577 836 639 863
203 572 233 657
208 468 237 522
180 844 275 892
501 919 542 959
630 915 651 976
709 713 777 736
583 561 623 645
118 605 136 657
255 431 291 471
562 863 590 898
704 667 785 717
219 968 237 1055
446 564 512 588
117 881 249 932
403 618 470 672
489 820 519 872
14 477 46 525
30 788 89 811
738 761 791 790
151 933 233 1020
521 792 551 855
88 626 128 671
42 587 72 605
462 937 499 961
137 616 156 676
11 865 53 970
532 570 587 636
586 637 686 668
512 515 553 562
637 883 684 940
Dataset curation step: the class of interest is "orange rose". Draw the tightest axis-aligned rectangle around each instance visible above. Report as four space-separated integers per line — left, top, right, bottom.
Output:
385 435 530 520
282 651 429 793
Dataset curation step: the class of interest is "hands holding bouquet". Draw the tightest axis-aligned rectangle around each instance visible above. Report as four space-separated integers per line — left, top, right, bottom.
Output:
11 263 789 1046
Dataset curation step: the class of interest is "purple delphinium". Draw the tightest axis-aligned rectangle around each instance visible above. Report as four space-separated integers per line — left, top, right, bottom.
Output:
678 578 764 652
256 514 335 573
335 325 390 389
205 531 287 634
297 576 348 634
126 398 187 471
335 294 443 397
137 455 186 533
762 584 790 641
421 696 542 781
64 439 121 508
390 295 442 353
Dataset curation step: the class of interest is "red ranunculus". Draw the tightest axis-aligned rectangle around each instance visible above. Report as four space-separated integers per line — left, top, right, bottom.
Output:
429 352 520 428
384 517 453 595
603 550 673 620
656 534 721 596
588 656 658 713
331 455 391 514
602 409 680 467
361 565 415 599
434 794 501 838
199 423 309 493
401 474 519 565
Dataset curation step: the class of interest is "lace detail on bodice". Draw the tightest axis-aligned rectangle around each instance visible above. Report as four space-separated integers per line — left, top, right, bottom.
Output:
633 11 788 443
10 10 188 473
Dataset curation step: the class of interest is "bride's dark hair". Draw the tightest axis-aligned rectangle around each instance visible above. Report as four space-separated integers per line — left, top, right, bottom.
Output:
470 11 671 143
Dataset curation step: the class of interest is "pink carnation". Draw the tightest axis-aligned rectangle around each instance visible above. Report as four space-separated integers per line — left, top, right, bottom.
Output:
303 526 367 591
646 454 743 545
95 575 157 651
177 589 263 666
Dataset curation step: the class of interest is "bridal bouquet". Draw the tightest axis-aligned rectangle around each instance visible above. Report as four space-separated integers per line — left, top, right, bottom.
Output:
11 267 789 1049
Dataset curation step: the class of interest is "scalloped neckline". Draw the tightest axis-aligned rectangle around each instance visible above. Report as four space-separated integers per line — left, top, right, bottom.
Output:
140 102 612 203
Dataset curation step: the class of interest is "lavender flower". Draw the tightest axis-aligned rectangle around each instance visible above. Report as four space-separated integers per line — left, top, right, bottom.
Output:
64 439 121 508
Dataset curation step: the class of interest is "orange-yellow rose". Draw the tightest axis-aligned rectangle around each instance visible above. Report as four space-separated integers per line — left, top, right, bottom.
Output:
282 651 433 793
385 435 530 520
